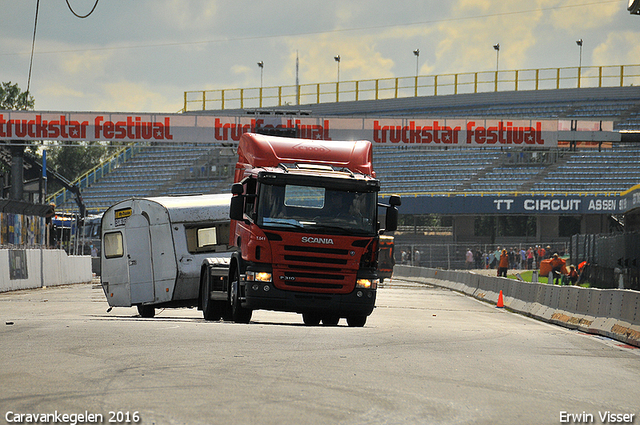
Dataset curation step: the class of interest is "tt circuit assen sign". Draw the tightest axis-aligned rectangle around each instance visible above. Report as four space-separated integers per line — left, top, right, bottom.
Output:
396 194 627 215
0 110 617 147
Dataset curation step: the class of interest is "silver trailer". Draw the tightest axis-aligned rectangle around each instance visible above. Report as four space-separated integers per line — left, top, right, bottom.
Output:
100 193 232 317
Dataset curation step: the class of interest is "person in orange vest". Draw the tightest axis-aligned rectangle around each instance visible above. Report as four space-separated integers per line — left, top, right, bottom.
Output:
537 245 546 262
568 264 579 285
549 253 565 284
497 249 509 277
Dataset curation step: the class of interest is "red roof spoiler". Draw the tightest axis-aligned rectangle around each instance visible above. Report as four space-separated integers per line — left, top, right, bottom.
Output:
236 133 375 178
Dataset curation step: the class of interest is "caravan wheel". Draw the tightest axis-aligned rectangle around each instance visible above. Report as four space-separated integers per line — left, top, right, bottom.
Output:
137 304 155 318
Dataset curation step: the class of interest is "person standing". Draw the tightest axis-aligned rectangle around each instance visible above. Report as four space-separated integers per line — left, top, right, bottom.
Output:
465 248 473 269
498 249 509 277
527 247 534 270
491 247 501 269
568 265 579 285
474 248 483 269
549 253 566 285
487 250 496 269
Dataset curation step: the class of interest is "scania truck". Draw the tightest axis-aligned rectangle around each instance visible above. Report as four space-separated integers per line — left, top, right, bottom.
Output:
199 132 400 327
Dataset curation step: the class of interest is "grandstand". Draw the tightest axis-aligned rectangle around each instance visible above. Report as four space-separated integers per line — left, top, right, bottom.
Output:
68 144 237 212
374 143 640 194
38 81 640 278
52 85 640 211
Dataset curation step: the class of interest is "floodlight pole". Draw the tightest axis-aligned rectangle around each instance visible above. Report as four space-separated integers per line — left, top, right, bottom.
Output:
257 61 264 107
334 55 341 102
493 43 500 92
413 49 420 96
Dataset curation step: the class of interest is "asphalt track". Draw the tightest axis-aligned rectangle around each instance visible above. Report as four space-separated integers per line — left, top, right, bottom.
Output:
1 279 639 425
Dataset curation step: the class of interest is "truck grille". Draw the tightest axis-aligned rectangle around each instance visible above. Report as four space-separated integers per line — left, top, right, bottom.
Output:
272 243 358 294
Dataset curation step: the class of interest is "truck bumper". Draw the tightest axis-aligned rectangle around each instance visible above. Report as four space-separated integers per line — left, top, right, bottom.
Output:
243 280 376 317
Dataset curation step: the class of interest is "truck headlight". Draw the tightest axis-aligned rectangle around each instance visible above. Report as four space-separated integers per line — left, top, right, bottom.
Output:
246 271 272 282
356 278 378 290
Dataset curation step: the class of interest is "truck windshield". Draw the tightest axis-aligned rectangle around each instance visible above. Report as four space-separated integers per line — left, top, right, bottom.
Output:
258 183 376 235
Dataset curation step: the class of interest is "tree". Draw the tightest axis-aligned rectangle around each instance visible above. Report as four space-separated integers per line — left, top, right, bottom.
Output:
0 82 36 178
47 141 108 184
0 81 107 193
0 81 35 110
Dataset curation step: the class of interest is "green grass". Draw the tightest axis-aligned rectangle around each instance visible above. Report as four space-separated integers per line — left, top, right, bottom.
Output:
507 270 590 287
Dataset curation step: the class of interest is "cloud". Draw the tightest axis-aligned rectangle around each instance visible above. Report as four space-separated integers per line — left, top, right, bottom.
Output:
592 32 640 84
95 81 180 112
432 4 544 74
285 33 396 85
2 0 639 112
151 0 219 31
547 0 620 30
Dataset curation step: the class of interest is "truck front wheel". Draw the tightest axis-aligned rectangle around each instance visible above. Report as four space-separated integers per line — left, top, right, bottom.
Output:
302 313 321 326
322 315 340 326
201 268 222 321
230 269 252 324
347 315 367 327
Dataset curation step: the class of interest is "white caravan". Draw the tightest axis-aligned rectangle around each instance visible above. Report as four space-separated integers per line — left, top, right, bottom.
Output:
100 193 233 317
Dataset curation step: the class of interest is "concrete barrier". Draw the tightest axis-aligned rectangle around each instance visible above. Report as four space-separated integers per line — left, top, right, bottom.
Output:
0 249 92 293
393 265 640 348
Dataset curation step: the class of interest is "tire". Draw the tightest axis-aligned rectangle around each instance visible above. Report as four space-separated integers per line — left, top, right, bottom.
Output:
322 315 340 326
230 268 252 324
201 268 222 321
302 313 321 326
347 315 367 327
137 304 155 318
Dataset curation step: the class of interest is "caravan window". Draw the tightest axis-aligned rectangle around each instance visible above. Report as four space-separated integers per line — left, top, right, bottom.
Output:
197 227 217 247
186 223 231 253
104 232 124 258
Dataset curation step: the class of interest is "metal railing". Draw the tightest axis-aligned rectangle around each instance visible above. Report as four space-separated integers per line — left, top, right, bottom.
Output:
183 64 640 112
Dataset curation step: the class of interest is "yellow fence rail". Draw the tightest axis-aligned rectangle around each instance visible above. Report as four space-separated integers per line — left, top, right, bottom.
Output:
184 64 640 112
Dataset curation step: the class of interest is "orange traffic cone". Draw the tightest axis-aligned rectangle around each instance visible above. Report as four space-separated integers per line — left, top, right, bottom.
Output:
496 290 504 308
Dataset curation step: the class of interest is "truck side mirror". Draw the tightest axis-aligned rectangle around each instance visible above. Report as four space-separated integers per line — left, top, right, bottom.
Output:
385 205 398 232
231 183 244 195
230 195 244 221
389 195 401 207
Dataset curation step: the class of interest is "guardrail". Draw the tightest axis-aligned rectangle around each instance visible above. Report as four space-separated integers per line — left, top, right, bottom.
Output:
184 64 640 112
393 265 640 347
46 144 139 211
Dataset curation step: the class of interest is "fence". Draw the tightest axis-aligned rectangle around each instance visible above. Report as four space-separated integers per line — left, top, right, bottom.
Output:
394 242 569 271
570 233 640 290
184 64 640 112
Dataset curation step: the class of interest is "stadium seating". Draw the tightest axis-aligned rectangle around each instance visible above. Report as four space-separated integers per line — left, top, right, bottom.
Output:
53 86 640 213
73 145 234 212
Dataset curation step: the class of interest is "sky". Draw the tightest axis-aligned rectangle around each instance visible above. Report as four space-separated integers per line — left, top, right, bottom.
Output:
2 0 639 113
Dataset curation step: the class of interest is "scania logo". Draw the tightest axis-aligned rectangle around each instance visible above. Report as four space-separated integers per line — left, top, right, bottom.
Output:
301 236 334 245
292 143 329 154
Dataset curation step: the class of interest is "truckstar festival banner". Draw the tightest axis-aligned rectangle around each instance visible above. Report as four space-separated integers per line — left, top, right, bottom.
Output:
0 110 617 147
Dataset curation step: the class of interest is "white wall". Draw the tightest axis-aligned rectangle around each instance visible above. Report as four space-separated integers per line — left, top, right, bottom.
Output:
394 265 640 348
0 249 92 292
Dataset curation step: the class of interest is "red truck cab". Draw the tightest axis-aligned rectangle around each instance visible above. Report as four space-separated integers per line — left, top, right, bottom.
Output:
226 133 400 326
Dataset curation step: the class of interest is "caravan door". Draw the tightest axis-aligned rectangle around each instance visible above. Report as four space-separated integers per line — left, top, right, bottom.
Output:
126 214 156 304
